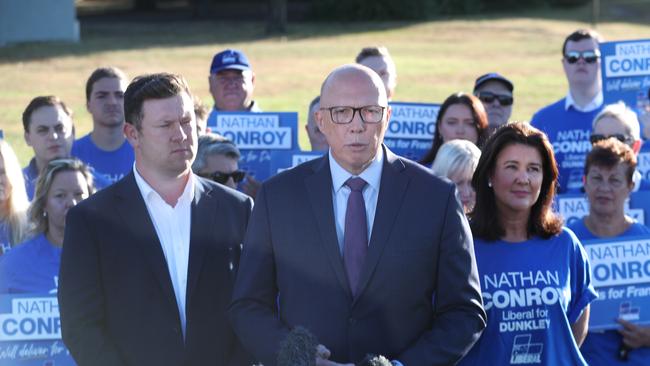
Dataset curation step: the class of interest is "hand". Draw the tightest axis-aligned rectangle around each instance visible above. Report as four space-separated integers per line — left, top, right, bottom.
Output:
315 344 354 366
617 319 650 349
241 174 261 199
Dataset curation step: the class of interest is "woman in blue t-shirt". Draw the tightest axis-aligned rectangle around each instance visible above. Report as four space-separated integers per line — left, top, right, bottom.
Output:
568 138 650 366
459 122 598 366
0 158 94 293
0 139 30 255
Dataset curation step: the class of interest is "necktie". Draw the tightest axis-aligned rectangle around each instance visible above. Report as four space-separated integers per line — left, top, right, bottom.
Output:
344 177 368 296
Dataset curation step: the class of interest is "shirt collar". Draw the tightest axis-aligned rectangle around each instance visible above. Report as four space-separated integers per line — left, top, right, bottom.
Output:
565 90 603 112
329 147 384 193
133 164 195 207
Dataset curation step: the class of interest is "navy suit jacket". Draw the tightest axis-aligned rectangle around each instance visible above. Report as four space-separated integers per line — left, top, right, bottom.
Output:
59 173 253 366
229 147 486 366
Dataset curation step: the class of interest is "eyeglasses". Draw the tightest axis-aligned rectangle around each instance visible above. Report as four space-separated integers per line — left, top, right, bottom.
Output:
564 50 600 64
201 170 246 184
589 134 633 145
321 106 385 124
476 91 513 106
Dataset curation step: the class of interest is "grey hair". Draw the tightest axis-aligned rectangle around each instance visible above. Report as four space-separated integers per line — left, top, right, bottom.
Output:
192 133 241 172
431 139 481 180
592 101 641 142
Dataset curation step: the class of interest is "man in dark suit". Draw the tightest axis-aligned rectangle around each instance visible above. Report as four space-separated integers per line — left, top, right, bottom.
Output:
58 73 253 366
229 65 486 366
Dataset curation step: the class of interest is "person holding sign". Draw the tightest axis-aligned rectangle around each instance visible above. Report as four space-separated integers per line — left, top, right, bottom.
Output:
419 92 488 166
0 158 94 293
568 139 650 365
459 122 597 365
431 139 481 214
0 139 29 255
230 64 486 366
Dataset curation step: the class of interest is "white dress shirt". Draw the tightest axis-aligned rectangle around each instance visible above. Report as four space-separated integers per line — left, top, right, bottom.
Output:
329 148 384 254
133 166 194 338
565 90 603 112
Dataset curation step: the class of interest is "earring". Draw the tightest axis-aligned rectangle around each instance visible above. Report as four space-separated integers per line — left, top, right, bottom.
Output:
488 181 493 188
42 211 47 217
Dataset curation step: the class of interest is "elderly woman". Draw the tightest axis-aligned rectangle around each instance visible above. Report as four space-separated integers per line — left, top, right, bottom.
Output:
0 158 94 293
420 92 488 165
431 139 481 214
568 139 650 365
0 139 30 255
459 122 597 365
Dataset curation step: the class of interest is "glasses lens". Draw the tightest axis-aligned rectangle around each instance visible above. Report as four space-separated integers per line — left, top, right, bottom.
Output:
361 106 384 123
565 52 580 64
232 171 246 183
211 173 229 184
331 107 353 124
478 92 496 103
590 134 605 144
496 95 514 106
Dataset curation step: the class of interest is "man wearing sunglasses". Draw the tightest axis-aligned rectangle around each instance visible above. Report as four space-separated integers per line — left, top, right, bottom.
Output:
473 72 514 134
531 29 604 193
193 133 244 190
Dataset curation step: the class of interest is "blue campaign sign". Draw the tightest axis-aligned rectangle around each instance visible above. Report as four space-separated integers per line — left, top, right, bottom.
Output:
555 193 645 226
0 293 75 365
630 190 650 225
268 150 324 177
582 235 650 330
208 112 299 181
601 39 650 112
385 101 439 162
638 149 650 182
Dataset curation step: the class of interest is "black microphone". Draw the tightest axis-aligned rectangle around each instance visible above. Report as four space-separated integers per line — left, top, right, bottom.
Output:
356 354 392 366
277 326 319 366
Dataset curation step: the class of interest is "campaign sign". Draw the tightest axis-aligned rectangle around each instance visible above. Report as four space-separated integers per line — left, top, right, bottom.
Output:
384 102 439 162
208 112 298 181
582 235 650 330
268 150 324 176
601 39 650 113
638 150 650 183
0 293 75 365
555 194 645 227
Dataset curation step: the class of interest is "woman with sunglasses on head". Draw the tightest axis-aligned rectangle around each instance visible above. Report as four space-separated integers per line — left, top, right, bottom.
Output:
0 140 30 255
420 92 489 166
568 139 650 366
459 122 597 366
0 158 94 293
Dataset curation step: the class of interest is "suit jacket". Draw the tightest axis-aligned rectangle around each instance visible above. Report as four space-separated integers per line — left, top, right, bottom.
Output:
59 173 253 366
229 147 487 366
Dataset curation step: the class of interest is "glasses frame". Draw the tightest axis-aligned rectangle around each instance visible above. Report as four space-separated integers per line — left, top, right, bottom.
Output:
320 106 386 124
564 50 600 64
475 91 514 106
589 133 633 145
201 170 246 184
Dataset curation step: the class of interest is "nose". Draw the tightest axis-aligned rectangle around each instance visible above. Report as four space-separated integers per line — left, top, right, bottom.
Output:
171 122 188 142
348 110 366 132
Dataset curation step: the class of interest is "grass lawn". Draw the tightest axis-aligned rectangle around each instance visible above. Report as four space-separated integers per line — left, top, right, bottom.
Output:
1 4 649 165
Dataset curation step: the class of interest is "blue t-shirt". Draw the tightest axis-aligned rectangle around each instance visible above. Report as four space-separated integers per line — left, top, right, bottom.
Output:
568 219 650 366
0 233 60 293
0 220 11 255
23 157 111 200
71 133 134 184
459 228 597 366
531 98 603 194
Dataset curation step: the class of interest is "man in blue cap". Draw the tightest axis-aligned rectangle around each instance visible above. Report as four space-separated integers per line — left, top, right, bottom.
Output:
208 49 261 115
473 72 514 135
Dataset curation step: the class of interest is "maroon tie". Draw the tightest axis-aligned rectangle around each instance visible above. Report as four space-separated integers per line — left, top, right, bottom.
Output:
344 177 368 296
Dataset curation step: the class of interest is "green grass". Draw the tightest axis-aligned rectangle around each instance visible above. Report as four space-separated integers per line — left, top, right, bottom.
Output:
1 5 650 165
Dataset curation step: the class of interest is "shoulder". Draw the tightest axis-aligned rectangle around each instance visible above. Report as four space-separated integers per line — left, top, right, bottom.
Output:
1 234 43 267
195 175 252 207
71 134 94 152
531 98 566 123
388 151 455 193
628 222 650 235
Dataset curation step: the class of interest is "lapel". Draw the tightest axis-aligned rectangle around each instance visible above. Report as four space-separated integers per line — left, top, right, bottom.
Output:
185 177 211 307
305 155 353 300
354 146 409 304
114 173 178 311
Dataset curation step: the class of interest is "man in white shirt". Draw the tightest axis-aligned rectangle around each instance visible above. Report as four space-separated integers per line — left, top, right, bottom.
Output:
59 73 253 366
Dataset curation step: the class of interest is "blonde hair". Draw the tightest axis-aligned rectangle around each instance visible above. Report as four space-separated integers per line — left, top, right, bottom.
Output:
431 139 481 180
592 101 641 141
0 140 30 245
28 158 95 236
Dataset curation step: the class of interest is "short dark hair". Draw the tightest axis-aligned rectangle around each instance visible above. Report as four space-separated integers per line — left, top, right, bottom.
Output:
22 96 73 132
124 73 192 130
355 46 391 63
85 67 127 102
193 95 209 122
585 138 637 184
309 95 320 111
470 122 562 241
562 29 602 55
420 92 489 166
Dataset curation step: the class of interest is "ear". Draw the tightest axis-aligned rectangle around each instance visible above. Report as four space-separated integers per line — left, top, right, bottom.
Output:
633 139 642 155
124 123 139 148
315 109 325 131
24 130 32 147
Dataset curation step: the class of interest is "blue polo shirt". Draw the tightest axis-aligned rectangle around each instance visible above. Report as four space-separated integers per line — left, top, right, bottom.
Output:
0 233 60 294
71 133 134 184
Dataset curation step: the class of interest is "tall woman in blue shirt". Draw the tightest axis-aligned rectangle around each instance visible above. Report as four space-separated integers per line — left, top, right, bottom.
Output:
0 139 30 255
460 122 597 366
0 158 94 293
568 138 650 365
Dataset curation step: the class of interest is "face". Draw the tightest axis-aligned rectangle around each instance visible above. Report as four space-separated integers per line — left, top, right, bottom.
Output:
24 105 74 167
306 100 328 151
45 170 90 235
0 156 9 205
438 103 479 144
592 116 633 147
87 77 126 128
562 38 601 88
491 143 544 216
209 69 254 111
584 164 633 216
449 168 475 214
201 153 239 189
476 81 512 128
358 55 397 100
316 69 390 175
126 92 197 179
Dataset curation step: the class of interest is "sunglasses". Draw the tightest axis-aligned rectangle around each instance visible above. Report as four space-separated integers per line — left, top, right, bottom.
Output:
201 170 246 184
476 91 513 106
564 50 600 64
589 134 632 145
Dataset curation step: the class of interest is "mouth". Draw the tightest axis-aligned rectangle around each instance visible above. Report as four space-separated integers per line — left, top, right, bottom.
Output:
346 143 368 151
47 145 63 152
511 190 530 198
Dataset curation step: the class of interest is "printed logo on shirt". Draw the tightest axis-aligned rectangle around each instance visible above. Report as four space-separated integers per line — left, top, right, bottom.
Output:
510 334 543 364
619 301 641 321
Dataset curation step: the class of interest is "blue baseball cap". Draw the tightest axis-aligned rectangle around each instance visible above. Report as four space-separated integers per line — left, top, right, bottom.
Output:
474 72 514 92
210 49 251 74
